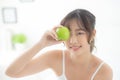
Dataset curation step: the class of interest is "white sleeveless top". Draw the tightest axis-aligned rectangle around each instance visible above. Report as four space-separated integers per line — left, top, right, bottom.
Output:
57 50 104 80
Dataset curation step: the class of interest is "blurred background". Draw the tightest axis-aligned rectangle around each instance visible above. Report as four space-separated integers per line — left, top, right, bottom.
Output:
0 0 120 80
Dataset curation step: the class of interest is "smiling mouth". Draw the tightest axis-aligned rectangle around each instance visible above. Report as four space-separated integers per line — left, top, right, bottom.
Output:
70 46 82 51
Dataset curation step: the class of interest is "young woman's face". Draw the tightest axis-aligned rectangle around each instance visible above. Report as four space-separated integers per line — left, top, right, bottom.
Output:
64 19 91 55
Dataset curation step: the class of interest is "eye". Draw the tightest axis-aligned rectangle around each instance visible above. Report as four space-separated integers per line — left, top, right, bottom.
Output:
78 32 83 35
77 31 85 35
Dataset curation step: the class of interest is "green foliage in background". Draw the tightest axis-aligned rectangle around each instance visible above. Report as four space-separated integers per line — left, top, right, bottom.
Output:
12 33 27 44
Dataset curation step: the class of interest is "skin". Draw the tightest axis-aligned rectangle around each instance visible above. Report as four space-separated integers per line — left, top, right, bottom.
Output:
5 19 113 80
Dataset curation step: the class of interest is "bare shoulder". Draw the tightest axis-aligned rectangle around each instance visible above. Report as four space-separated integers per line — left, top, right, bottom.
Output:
41 49 63 66
95 62 113 80
43 49 64 75
43 49 62 59
92 55 113 80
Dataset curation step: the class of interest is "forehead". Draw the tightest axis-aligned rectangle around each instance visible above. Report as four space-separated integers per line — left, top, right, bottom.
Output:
65 19 85 31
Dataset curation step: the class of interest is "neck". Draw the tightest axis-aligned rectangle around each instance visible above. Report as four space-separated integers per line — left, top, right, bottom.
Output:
69 52 92 66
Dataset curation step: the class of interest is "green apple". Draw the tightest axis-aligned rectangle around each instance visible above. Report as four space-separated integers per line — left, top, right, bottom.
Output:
56 26 70 41
12 34 27 44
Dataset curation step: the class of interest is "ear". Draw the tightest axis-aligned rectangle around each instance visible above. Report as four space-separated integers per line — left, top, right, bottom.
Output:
92 29 96 37
90 29 96 42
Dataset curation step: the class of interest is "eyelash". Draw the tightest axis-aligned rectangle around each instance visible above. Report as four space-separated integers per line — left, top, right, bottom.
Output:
77 32 85 35
70 31 86 36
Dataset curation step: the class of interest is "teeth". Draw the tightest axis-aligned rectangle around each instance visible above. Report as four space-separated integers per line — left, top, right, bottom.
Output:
70 46 81 48
73 46 78 47
73 47 79 48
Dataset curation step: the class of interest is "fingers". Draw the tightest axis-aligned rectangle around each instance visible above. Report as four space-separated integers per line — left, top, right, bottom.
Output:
45 25 64 41
51 29 58 40
48 30 58 41
51 25 63 40
45 30 63 46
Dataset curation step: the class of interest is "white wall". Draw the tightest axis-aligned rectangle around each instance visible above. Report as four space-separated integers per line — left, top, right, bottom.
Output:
0 0 120 80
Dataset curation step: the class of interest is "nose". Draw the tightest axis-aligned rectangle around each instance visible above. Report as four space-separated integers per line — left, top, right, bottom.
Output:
69 35 78 44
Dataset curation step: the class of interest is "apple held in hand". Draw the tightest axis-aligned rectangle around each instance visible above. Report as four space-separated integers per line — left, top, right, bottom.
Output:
56 26 70 41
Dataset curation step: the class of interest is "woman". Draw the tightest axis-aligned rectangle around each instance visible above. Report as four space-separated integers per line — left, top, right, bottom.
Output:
5 9 113 80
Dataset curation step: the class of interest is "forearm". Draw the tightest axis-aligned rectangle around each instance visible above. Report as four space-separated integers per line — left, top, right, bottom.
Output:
6 41 45 75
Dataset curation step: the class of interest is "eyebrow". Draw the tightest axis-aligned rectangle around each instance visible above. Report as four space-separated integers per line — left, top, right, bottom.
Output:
75 28 86 31
69 28 86 33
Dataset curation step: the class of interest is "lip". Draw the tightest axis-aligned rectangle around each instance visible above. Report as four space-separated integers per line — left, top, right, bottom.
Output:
70 46 82 51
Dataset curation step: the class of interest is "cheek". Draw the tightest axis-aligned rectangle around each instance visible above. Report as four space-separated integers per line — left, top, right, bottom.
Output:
78 36 89 44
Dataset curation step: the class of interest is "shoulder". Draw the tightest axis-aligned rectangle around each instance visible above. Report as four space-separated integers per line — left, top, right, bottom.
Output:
44 49 62 59
92 55 113 80
95 62 113 80
42 49 63 66
44 49 66 74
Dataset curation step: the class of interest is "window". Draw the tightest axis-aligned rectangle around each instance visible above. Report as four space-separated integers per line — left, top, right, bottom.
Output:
2 7 17 24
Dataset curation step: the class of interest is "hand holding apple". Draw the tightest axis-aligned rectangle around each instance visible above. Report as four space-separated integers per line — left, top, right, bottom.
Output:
56 26 70 41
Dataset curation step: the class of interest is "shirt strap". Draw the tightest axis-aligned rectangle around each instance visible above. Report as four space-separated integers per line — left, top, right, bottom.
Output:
91 62 104 80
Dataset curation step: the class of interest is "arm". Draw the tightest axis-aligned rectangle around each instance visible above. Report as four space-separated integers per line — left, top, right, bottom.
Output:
5 29 62 78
